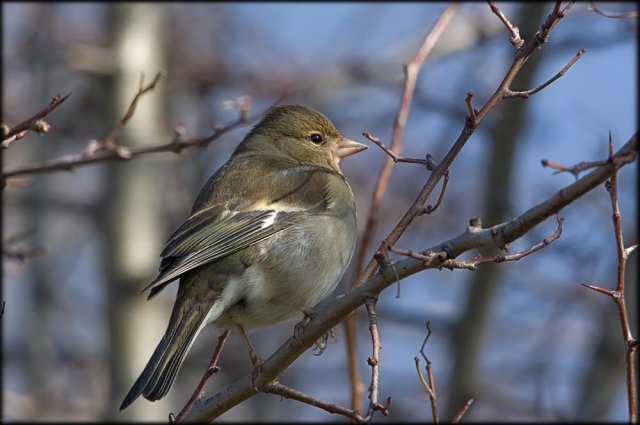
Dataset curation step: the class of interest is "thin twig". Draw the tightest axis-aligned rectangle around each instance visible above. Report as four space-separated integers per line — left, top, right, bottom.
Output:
487 1 524 48
418 171 449 215
580 132 637 422
604 132 637 422
542 142 637 180
2 93 71 147
505 48 586 98
464 91 478 128
266 382 366 423
388 245 447 264
588 1 638 18
172 329 230 422
454 215 564 268
104 71 164 145
414 357 436 399
354 1 460 278
363 132 430 166
388 214 563 272
364 296 390 419
347 3 461 412
417 321 439 422
2 88 284 182
354 1 584 305
451 395 476 423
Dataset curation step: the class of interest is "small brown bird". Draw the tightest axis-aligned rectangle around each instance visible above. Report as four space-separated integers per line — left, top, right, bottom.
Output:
120 104 366 410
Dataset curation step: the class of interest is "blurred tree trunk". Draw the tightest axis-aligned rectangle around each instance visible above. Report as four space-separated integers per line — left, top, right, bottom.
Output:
100 4 168 421
445 3 546 418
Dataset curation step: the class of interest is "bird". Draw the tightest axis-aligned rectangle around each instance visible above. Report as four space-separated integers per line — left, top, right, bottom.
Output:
119 104 367 410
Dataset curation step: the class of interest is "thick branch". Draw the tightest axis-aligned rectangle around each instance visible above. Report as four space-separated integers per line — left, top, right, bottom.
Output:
183 132 637 422
354 2 577 294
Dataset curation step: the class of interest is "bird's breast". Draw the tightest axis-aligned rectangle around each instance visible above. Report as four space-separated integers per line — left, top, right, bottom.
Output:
217 212 356 330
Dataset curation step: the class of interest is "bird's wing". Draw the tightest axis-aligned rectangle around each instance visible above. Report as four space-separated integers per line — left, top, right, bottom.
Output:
143 205 298 298
143 164 339 299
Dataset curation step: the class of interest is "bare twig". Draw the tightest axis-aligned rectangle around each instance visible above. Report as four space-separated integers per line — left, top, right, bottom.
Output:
542 158 610 179
505 48 586 98
105 72 164 145
448 215 564 269
388 245 447 265
464 91 478 128
488 1 524 48
2 85 283 182
266 382 366 423
451 395 476 423
418 171 449 215
171 329 230 422
364 297 390 420
353 2 579 300
603 132 637 422
588 1 638 18
348 4 460 410
363 132 430 166
580 132 637 423
2 93 71 148
542 137 637 180
387 212 563 272
415 321 439 422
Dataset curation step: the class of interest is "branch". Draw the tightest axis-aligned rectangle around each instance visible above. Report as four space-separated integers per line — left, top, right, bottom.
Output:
418 171 449 215
415 321 440 422
184 132 637 422
363 297 390 420
446 215 564 270
487 1 524 48
348 3 460 410
171 330 230 422
1 93 71 148
504 48 586 99
541 145 636 180
588 1 638 18
451 395 476 423
265 382 366 423
103 71 164 144
581 132 637 422
1 94 281 183
354 2 577 295
362 131 431 167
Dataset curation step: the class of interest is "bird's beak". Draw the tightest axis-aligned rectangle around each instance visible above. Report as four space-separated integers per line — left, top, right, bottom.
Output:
336 137 368 159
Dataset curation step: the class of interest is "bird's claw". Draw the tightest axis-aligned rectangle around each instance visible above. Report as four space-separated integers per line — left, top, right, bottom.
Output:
250 357 264 386
312 328 336 356
292 306 316 346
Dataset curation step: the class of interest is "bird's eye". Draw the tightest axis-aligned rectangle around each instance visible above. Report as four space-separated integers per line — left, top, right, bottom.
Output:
309 133 324 145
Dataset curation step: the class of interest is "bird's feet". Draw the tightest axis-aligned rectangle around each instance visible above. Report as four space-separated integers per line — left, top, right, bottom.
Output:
249 353 264 386
291 306 336 355
312 328 336 356
292 306 316 346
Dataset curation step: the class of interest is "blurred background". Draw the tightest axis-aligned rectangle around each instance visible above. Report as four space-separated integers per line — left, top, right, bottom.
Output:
2 2 637 422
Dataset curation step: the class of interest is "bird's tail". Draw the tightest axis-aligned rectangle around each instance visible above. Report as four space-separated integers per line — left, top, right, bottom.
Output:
119 296 219 411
